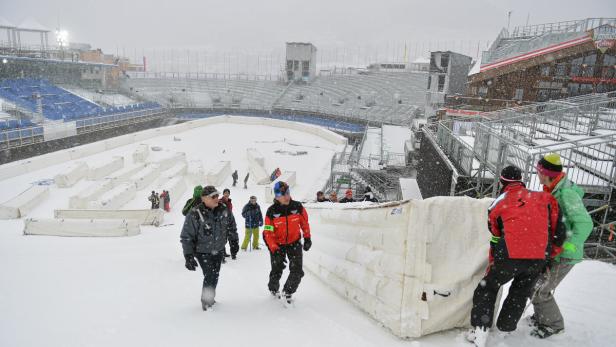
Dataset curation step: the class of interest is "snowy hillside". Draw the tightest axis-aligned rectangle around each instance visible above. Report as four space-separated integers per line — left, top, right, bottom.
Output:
0 119 615 346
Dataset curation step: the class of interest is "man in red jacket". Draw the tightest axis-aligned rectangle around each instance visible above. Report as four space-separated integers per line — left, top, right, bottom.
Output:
263 181 311 304
468 166 565 347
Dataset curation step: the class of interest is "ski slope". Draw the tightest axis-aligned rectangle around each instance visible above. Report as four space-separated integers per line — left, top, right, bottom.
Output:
1 119 616 346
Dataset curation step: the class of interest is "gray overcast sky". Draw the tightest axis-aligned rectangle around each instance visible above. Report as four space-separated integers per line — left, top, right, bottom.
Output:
1 0 615 52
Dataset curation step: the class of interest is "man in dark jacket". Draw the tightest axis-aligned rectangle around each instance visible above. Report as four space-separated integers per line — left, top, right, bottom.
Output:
232 170 239 187
316 191 329 202
467 166 566 347
180 185 239 311
263 181 311 304
241 196 263 251
148 191 158 209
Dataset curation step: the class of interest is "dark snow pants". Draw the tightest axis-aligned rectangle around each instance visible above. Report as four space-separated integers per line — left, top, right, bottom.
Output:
268 241 304 295
471 258 545 331
196 251 224 290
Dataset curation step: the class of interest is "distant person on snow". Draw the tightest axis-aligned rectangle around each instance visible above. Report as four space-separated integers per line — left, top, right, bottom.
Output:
467 165 565 347
263 181 311 305
180 185 239 311
219 188 237 261
530 153 593 339
163 190 171 212
243 172 250 189
159 191 167 211
339 189 355 203
361 187 378 202
148 191 158 209
328 191 338 203
241 196 263 251
154 192 161 209
232 170 239 187
316 191 329 202
182 185 203 216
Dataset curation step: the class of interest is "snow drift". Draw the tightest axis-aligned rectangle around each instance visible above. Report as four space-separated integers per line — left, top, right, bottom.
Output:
54 209 164 226
304 196 492 338
23 218 140 237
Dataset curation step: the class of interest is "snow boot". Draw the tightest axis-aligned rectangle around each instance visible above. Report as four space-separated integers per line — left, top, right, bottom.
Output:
530 325 564 339
526 314 538 327
281 292 294 308
201 287 216 311
467 326 489 347
270 290 281 299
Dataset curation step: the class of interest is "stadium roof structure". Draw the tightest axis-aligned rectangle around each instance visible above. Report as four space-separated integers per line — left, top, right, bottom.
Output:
0 17 15 29
470 18 616 79
16 17 50 33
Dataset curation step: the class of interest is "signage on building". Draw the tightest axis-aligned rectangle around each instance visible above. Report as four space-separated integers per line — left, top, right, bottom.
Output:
593 24 616 53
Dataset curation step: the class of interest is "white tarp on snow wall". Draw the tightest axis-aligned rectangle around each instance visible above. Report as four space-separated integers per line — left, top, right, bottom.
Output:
23 218 140 237
87 156 124 180
88 182 136 209
304 196 492 338
132 144 149 163
246 148 270 185
206 161 231 187
0 185 50 219
54 209 164 226
54 162 88 188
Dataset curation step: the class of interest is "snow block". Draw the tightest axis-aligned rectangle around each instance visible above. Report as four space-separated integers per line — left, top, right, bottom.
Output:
156 162 188 185
0 185 50 219
246 148 270 185
69 180 116 209
264 171 296 201
54 209 164 226
129 164 161 190
205 161 231 187
87 156 124 180
186 160 206 186
88 182 137 210
67 142 106 160
132 144 149 163
150 152 186 171
106 164 146 182
55 162 89 188
304 197 492 338
23 218 140 237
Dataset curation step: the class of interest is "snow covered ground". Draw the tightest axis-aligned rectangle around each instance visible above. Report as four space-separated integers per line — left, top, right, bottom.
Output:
1 120 616 346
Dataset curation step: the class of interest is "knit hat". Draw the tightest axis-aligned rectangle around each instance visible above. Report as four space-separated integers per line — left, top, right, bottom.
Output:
192 185 203 199
274 181 290 197
499 165 522 184
537 153 563 178
201 185 221 197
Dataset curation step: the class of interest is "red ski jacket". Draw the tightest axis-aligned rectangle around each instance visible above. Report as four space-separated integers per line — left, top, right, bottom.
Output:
263 199 311 252
488 182 565 260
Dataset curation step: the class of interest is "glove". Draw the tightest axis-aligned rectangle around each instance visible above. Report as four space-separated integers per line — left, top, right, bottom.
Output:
184 254 198 271
303 238 312 252
230 240 239 258
563 241 576 253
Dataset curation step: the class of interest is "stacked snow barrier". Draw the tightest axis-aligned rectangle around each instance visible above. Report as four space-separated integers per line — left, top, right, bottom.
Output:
88 182 136 209
54 162 88 188
151 152 186 171
157 162 188 184
205 161 231 186
304 197 492 338
132 144 149 163
186 160 206 186
69 180 116 209
265 171 297 201
159 176 187 206
246 148 270 184
107 164 146 183
129 164 161 190
54 209 164 226
87 156 124 180
0 185 50 219
23 218 140 237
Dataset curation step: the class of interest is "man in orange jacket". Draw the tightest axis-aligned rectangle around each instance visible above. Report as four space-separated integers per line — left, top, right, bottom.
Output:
263 181 312 304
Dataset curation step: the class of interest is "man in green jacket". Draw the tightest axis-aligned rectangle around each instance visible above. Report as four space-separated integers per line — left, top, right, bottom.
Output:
530 153 593 339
